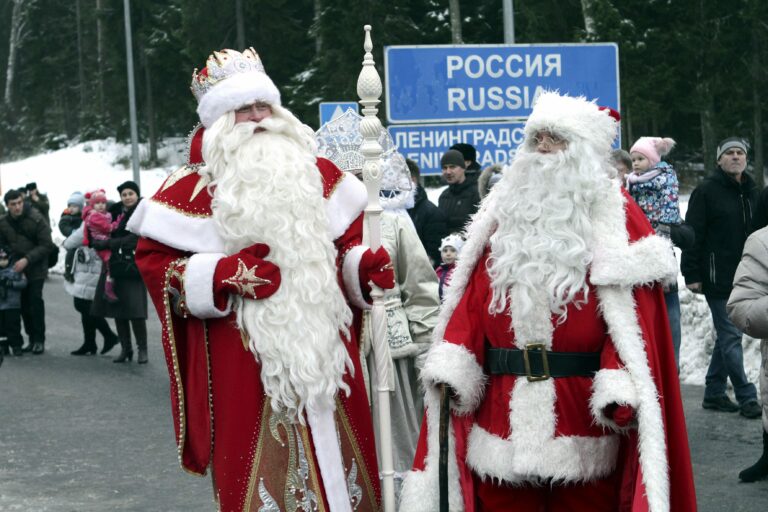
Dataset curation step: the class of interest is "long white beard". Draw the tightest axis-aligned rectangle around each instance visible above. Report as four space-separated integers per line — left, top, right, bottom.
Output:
487 147 613 322
201 111 353 422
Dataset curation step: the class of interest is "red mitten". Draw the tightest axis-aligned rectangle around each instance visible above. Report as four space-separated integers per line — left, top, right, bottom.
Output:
213 243 281 300
603 403 635 428
359 247 395 297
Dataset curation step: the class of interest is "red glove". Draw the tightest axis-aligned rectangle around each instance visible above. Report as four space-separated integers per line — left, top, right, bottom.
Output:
603 403 635 428
213 243 281 300
358 247 395 298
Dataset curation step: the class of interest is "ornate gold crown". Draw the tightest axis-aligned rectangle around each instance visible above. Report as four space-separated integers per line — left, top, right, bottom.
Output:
190 48 266 102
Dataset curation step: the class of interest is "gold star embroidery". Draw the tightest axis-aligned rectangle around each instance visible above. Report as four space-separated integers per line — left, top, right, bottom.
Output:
222 258 272 297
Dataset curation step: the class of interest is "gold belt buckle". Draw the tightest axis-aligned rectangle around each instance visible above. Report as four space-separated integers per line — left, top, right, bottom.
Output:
523 343 550 382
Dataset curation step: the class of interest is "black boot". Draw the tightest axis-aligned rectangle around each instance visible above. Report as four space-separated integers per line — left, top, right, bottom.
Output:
136 340 148 365
71 341 97 356
739 430 768 482
100 333 119 355
31 342 44 355
113 335 133 363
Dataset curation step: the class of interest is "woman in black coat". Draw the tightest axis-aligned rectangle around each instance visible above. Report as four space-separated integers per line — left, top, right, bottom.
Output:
90 181 148 363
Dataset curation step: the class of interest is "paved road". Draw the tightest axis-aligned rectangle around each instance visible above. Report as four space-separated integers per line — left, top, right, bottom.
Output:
1 275 766 511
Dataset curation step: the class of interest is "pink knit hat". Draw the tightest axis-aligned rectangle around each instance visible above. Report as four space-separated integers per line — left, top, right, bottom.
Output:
630 137 676 167
85 189 107 206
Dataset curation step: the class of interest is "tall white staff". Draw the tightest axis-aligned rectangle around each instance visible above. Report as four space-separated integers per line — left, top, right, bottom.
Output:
357 25 396 512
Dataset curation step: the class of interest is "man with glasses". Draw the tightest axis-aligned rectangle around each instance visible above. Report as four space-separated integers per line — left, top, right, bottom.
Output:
401 92 695 511
128 47 393 511
682 137 762 419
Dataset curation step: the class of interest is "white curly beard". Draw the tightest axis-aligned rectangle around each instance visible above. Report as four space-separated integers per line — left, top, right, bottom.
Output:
201 108 353 422
487 145 613 323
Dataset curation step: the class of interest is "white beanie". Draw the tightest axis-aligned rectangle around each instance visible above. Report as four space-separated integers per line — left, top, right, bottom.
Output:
440 234 465 254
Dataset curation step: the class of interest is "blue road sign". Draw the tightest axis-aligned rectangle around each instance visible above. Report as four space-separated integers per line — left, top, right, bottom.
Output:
389 121 527 176
319 102 359 127
384 44 619 123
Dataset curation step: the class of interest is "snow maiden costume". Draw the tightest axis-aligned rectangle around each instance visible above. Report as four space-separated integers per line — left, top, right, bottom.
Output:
316 110 441 484
129 48 395 512
399 92 697 511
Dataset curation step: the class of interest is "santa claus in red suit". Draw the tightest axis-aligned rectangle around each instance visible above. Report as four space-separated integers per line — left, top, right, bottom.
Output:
399 92 697 512
127 47 394 512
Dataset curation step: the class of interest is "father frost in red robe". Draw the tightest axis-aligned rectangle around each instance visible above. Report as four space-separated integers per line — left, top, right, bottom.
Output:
128 47 393 512
400 92 697 512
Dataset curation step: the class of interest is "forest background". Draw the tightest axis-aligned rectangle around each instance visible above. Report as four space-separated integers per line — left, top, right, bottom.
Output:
1 0 766 188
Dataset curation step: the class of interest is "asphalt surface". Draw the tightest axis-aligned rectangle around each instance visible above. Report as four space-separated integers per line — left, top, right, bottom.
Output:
0 275 766 511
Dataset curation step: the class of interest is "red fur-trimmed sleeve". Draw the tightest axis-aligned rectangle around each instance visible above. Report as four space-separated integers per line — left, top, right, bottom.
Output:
422 254 490 415
337 214 372 310
134 237 213 476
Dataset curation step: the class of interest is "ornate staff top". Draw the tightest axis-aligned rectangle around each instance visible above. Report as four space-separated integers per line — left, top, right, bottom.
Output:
357 25 385 217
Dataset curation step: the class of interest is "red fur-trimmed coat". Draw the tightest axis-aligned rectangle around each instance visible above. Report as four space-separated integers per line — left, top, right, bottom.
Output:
128 126 381 512
400 186 696 512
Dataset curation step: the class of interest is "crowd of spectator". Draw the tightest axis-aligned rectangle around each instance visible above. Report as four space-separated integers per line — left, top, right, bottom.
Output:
0 134 764 486
0 181 147 365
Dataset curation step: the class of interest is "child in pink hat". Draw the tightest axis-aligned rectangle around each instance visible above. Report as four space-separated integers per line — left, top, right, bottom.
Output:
626 137 682 229
627 137 684 368
82 189 119 302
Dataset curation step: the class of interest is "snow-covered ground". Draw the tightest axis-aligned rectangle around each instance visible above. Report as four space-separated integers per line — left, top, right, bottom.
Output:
0 140 761 388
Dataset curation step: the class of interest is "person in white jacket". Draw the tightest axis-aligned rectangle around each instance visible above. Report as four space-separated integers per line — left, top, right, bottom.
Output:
726 226 768 482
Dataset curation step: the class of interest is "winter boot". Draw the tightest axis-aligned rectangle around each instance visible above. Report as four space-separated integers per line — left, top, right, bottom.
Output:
739 430 768 482
137 341 148 365
113 336 133 363
71 341 97 356
100 333 119 355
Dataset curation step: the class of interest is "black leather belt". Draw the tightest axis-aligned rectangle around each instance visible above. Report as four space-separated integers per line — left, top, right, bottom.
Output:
485 344 601 382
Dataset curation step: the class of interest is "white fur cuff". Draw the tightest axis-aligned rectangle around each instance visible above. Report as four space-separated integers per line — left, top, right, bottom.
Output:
590 235 677 287
127 199 226 254
184 253 232 319
342 245 370 310
590 368 640 431
421 343 486 415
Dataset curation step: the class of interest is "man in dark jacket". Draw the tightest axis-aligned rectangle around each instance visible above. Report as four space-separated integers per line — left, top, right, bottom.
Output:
0 189 55 354
437 149 481 235
681 137 762 418
25 182 50 226
406 159 448 266
450 142 481 185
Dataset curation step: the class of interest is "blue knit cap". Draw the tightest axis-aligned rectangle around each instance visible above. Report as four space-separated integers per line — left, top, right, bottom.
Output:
67 191 85 209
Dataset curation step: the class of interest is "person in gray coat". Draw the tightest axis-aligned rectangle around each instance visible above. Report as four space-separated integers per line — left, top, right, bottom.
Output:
726 226 768 482
63 225 119 356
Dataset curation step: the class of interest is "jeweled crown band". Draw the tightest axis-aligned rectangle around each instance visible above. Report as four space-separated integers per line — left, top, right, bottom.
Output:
190 47 266 102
